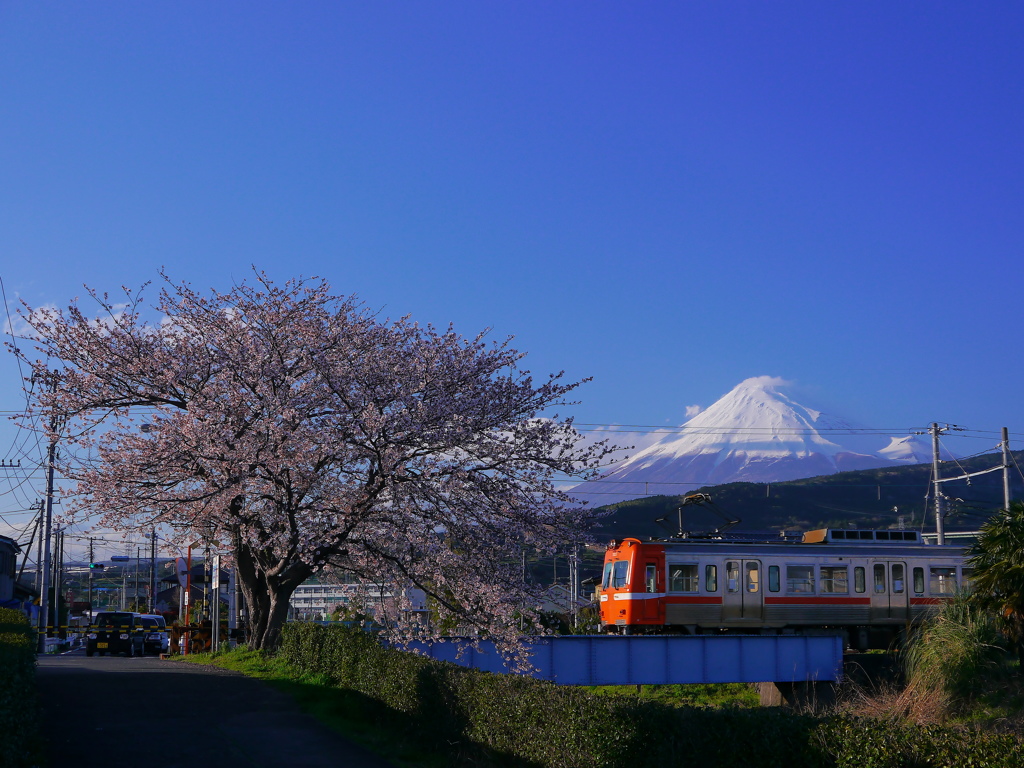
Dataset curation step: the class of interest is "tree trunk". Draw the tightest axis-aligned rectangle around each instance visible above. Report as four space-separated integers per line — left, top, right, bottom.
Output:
235 539 312 651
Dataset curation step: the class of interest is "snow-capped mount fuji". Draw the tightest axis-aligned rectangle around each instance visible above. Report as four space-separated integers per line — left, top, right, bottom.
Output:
571 376 924 506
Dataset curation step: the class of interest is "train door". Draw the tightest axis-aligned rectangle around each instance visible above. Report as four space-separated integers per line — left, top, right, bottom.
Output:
722 559 763 623
640 559 663 621
869 560 909 622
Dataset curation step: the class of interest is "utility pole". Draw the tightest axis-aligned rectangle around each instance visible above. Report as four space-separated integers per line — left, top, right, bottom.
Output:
1003 427 1012 512
55 529 64 634
34 502 43 603
568 542 579 630
121 555 127 611
135 547 141 611
88 538 94 618
17 505 40 584
228 564 237 641
931 423 946 545
931 423 1005 542
150 530 157 615
37 428 57 651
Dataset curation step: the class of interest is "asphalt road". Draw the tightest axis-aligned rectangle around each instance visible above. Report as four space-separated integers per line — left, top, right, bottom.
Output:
36 649 394 768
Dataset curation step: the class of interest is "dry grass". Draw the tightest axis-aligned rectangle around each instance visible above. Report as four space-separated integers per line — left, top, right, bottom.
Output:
836 675 950 724
832 596 1024 731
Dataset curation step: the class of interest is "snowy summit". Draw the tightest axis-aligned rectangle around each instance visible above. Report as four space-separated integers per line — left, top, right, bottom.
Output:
570 376 926 505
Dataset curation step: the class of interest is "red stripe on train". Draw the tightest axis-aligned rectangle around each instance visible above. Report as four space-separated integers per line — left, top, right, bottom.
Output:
764 597 872 606
662 596 723 605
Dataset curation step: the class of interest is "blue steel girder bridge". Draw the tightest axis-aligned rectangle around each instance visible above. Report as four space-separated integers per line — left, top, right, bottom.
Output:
405 633 845 708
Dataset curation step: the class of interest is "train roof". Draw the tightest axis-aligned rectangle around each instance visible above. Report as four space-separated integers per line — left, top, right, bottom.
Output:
615 528 969 557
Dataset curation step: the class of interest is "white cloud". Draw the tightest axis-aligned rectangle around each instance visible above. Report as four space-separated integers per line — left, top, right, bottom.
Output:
740 375 793 389
5 303 59 339
684 404 703 418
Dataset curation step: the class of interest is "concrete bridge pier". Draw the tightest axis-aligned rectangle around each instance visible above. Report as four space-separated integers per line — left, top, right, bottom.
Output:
755 680 837 712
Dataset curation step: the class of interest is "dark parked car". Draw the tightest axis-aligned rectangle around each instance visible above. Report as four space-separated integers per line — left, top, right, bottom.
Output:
86 611 145 657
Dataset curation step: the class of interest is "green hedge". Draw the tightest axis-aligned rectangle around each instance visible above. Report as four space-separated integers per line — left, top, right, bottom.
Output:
278 624 824 767
0 607 40 768
278 623 1024 768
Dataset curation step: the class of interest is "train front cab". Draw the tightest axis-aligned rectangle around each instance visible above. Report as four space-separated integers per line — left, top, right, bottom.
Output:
599 538 667 633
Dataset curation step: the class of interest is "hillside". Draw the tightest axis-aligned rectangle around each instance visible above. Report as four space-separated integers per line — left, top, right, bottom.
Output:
590 449 1024 540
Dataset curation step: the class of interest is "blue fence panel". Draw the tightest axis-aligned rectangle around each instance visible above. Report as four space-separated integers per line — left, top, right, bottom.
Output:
403 634 844 685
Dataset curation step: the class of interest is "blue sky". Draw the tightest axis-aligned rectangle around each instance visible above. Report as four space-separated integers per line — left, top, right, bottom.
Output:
2 4 1023 554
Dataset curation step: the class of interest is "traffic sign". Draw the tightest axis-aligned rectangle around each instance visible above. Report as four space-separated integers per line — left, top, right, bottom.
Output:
110 555 130 562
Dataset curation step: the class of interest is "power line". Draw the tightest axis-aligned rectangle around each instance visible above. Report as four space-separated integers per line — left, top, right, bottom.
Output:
571 422 1024 436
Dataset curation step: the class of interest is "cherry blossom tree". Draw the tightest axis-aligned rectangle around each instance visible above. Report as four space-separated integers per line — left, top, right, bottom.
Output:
17 272 612 650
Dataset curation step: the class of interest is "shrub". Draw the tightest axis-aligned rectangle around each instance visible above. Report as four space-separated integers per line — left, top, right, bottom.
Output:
278 623 829 767
278 623 1024 767
0 607 40 768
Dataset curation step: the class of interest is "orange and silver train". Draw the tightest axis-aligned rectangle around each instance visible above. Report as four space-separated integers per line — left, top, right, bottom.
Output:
597 528 968 649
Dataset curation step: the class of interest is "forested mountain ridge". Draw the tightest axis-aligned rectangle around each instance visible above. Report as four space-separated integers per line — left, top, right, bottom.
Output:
589 450 1024 541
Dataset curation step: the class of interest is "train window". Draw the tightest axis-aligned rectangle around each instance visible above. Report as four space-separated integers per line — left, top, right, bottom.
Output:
854 567 866 593
930 567 957 595
768 565 780 592
746 562 759 593
913 567 925 594
961 568 974 591
646 564 657 593
820 566 848 594
726 561 740 593
602 562 613 589
705 564 717 592
786 565 814 593
892 564 905 594
612 561 629 589
668 564 698 593
873 564 886 593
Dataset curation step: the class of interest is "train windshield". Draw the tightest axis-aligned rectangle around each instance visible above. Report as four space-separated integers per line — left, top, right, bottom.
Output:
612 561 629 589
602 562 613 589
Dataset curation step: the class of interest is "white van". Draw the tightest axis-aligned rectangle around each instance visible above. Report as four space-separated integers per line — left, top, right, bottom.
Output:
137 614 169 655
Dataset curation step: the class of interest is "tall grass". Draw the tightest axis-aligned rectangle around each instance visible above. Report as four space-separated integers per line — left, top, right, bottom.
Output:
898 592 1009 721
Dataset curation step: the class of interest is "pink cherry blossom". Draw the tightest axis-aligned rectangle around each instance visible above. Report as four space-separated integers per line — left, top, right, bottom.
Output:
16 271 614 652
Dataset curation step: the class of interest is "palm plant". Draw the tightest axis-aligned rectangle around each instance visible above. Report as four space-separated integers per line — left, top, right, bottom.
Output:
966 500 1024 669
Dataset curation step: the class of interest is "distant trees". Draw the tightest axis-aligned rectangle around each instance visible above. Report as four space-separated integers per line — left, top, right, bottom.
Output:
966 500 1024 669
18 272 612 651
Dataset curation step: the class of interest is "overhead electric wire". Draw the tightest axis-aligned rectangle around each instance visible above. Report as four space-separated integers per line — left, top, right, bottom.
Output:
572 423 1024 438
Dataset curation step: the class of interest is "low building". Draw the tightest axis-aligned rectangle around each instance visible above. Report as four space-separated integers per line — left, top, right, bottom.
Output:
288 581 377 620
288 579 429 624
0 535 18 603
